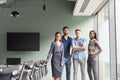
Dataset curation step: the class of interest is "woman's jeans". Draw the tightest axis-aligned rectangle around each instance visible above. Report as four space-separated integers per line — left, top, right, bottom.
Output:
87 55 98 80
73 58 86 80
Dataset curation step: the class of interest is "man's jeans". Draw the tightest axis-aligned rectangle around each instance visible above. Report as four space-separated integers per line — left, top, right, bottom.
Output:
73 58 86 80
87 55 98 80
61 58 71 80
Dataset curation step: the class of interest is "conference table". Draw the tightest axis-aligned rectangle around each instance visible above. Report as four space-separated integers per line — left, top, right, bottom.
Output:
0 65 22 80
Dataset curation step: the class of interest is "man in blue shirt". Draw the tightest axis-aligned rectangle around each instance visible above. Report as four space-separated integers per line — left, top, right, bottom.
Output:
72 29 86 80
61 26 72 80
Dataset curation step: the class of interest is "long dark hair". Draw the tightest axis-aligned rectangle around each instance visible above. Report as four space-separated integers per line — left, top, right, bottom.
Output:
54 32 62 42
89 30 97 40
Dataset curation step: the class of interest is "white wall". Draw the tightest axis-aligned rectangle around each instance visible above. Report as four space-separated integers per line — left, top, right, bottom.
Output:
116 0 120 64
116 1 120 79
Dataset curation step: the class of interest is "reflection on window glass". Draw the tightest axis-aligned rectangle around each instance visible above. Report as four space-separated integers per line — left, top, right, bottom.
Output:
98 3 109 26
98 3 110 80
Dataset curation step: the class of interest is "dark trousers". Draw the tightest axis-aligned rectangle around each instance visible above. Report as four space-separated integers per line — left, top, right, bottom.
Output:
87 55 98 80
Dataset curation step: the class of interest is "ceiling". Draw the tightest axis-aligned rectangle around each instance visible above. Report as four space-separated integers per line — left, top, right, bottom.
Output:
70 0 108 16
0 0 108 16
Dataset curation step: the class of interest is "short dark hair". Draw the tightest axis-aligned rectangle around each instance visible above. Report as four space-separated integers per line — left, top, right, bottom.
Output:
63 26 69 31
75 29 81 32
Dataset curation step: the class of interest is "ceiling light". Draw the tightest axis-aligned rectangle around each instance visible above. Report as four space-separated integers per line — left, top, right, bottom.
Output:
43 4 46 11
10 11 20 17
43 0 46 11
10 0 20 18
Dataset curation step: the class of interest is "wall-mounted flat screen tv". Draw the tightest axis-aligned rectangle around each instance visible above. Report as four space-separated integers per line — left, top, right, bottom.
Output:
7 32 40 51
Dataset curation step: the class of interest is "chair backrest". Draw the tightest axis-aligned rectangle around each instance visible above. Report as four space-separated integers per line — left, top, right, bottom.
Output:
6 58 21 65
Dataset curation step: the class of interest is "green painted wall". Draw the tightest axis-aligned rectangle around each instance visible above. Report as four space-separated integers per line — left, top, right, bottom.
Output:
0 0 93 79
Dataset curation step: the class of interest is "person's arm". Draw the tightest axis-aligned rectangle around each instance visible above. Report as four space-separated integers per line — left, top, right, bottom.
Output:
91 40 102 58
71 39 75 54
61 43 64 66
72 46 86 51
95 41 102 55
68 49 74 59
46 42 54 62
88 45 90 54
68 38 73 58
72 39 87 52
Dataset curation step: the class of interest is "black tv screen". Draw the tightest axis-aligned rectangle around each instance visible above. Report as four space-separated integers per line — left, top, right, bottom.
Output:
7 32 40 51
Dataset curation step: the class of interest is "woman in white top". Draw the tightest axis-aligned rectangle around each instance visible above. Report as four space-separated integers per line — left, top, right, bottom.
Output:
87 30 102 80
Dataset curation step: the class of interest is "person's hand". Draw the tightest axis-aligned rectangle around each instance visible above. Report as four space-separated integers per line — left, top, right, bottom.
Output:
91 54 98 58
45 59 49 63
60 62 64 66
68 55 72 59
72 49 74 53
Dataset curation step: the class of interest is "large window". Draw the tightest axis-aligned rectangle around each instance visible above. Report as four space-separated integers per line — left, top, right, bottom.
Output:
115 0 120 80
98 3 110 80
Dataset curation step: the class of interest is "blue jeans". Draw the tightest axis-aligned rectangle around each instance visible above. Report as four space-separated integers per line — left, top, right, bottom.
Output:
61 58 71 80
